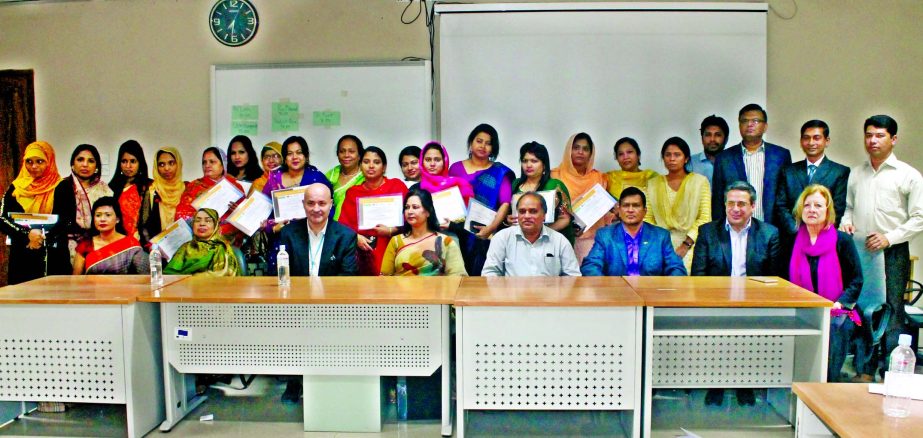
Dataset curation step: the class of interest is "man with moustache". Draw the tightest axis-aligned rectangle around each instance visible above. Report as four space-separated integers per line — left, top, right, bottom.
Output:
689 115 730 185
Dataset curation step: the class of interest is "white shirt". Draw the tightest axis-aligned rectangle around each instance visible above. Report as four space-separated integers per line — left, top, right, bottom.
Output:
841 153 923 245
741 143 766 221
725 218 752 277
306 221 328 277
482 225 581 277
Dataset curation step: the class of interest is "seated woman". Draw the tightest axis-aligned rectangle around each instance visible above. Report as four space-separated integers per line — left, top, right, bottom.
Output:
380 187 467 276
789 185 863 382
164 208 241 276
73 197 148 275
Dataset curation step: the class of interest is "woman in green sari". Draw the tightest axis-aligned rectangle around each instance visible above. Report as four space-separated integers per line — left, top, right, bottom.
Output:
164 208 240 276
510 141 575 245
325 134 365 220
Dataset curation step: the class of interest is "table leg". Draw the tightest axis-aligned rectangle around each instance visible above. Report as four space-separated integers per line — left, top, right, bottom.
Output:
455 307 465 438
441 304 453 436
158 307 206 431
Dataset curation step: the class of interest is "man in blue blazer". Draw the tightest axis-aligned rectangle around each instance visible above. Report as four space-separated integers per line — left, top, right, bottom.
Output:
581 187 686 276
711 103 792 223
280 182 359 277
775 119 850 236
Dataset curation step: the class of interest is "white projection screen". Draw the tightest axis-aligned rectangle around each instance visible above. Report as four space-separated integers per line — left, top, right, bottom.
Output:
436 2 767 174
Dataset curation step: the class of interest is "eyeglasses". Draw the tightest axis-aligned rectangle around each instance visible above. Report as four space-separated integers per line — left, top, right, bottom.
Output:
739 118 765 125
725 200 751 208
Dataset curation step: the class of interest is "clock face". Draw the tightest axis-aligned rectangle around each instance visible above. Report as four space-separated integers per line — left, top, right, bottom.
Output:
209 0 259 47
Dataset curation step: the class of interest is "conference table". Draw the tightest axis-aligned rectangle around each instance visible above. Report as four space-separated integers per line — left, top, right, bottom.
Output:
627 276 832 436
0 275 187 438
454 276 645 438
139 275 458 435
793 382 923 437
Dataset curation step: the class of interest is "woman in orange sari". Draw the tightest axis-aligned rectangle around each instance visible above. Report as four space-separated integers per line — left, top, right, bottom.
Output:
551 133 610 262
108 140 152 242
73 197 148 275
174 147 245 242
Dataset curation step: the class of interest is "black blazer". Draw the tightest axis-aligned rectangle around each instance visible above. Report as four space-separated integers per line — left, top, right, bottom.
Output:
279 219 359 276
691 218 781 277
774 158 850 236
710 142 792 223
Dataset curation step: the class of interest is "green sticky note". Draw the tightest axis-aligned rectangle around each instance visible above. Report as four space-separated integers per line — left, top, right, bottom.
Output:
232 104 259 121
272 102 300 132
231 120 258 136
313 111 341 127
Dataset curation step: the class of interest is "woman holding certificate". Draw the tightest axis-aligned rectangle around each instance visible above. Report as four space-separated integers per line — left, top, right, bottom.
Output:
141 147 185 243
551 133 610 262
338 147 408 276
644 137 711 270
226 135 263 186
248 141 283 195
109 140 153 242
325 134 365 220
605 137 658 199
418 141 474 208
174 147 245 241
164 207 241 276
52 144 113 261
511 141 575 245
0 141 71 284
73 197 148 275
447 124 515 275
380 188 467 276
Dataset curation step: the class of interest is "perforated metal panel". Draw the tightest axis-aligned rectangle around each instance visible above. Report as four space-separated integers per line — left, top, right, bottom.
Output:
652 335 793 387
0 305 126 403
164 303 442 376
462 307 638 411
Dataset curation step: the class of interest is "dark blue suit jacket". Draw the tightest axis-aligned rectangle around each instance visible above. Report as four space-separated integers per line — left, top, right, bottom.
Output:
690 218 781 277
710 142 792 222
279 219 359 276
580 223 686 276
774 158 850 236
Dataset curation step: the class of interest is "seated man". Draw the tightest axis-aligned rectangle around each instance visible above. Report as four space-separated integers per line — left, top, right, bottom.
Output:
483 192 581 276
581 187 686 276
280 182 359 277
691 180 781 406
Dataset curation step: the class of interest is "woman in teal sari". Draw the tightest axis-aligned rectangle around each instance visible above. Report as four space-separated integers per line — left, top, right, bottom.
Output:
164 208 240 276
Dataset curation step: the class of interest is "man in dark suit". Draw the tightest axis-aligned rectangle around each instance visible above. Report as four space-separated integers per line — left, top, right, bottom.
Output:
691 180 781 406
277 182 358 402
581 187 686 276
280 182 359 277
711 103 792 223
775 119 850 237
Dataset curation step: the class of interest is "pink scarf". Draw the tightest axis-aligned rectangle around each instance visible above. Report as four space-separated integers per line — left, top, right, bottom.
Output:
419 141 474 202
790 224 861 325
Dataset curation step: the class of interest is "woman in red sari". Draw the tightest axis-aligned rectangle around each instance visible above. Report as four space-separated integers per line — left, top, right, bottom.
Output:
73 196 148 275
174 147 245 242
108 140 152 242
338 146 408 275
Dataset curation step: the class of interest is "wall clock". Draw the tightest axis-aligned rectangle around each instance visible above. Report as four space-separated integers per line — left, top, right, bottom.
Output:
209 0 259 47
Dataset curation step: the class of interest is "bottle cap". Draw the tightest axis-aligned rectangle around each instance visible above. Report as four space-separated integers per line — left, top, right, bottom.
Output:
898 333 912 346
280 245 286 251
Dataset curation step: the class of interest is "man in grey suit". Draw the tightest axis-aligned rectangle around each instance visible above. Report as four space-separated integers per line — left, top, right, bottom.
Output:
775 120 850 236
691 180 781 406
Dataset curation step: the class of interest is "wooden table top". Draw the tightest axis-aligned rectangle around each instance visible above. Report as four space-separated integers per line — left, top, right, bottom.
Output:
138 275 461 304
0 275 188 304
625 276 832 307
455 276 642 307
793 382 923 437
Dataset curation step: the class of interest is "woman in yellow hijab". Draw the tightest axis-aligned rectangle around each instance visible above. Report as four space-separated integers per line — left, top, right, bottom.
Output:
141 147 185 243
0 141 71 284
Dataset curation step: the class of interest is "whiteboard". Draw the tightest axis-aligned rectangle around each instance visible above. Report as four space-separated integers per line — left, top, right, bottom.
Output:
211 61 432 181
437 3 767 175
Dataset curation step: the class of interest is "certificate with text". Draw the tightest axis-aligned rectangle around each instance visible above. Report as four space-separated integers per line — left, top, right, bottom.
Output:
191 178 244 218
357 194 405 230
271 186 309 221
227 192 274 236
431 186 468 223
571 183 616 229
149 219 193 261
511 190 556 224
464 199 497 234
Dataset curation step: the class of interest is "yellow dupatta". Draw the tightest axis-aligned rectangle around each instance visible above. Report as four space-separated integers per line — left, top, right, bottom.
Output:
605 169 658 199
646 172 711 233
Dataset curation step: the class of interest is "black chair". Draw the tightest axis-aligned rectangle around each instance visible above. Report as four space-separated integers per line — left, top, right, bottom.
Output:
903 279 923 360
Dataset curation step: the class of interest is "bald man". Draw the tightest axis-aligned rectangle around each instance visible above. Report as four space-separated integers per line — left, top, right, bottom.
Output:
279 182 359 277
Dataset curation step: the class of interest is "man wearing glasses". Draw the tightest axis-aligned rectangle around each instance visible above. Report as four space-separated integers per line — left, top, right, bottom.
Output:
710 104 792 223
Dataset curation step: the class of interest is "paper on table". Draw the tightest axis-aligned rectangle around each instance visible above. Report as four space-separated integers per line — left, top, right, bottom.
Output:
571 183 616 229
431 186 468 223
271 186 309 221
464 199 497 234
227 192 273 236
149 219 193 261
191 178 244 218
869 372 923 399
357 194 405 230
510 190 556 223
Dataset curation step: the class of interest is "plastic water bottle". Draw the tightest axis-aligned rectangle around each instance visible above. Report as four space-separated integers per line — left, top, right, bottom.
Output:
396 376 408 421
277 245 290 287
150 244 164 287
883 333 916 418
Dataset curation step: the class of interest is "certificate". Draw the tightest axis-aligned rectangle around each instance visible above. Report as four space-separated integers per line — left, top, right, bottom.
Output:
227 192 274 236
271 186 309 221
191 178 244 218
149 219 193 261
511 190 556 223
9 213 58 229
431 186 467 223
464 199 497 234
237 180 252 196
571 183 616 229
357 194 404 230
